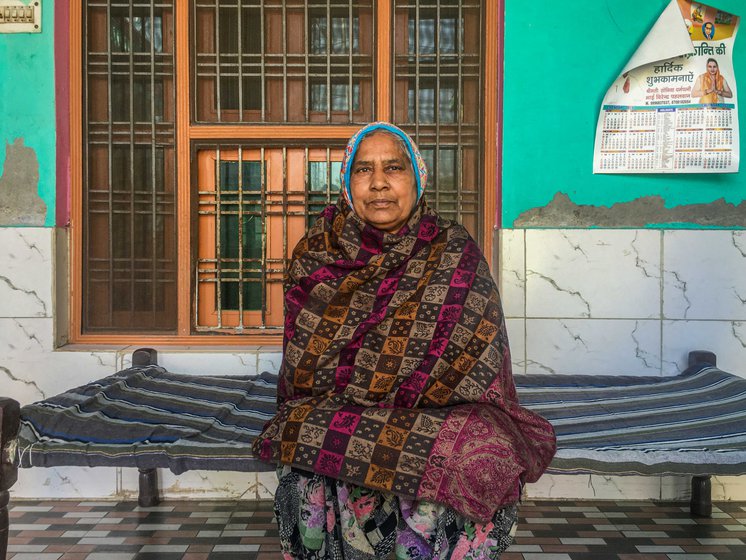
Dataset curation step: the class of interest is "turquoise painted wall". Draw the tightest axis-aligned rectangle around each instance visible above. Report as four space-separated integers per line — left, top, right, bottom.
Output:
0 0 56 226
502 0 746 227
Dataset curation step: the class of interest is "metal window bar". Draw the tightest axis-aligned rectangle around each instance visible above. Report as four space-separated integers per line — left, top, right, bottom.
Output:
347 1 353 121
304 1 309 121
237 145 244 328
260 1 266 121
106 1 114 325
237 3 243 120
127 1 135 321
282 2 288 121
214 1 221 121
260 145 268 326
326 0 331 120
215 146 223 328
149 0 158 320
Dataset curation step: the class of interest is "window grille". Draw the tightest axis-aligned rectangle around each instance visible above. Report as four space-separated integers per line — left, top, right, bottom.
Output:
193 0 374 123
195 145 344 332
394 0 482 237
83 0 177 332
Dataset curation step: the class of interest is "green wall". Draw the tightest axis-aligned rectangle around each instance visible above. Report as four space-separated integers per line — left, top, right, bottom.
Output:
0 0 56 226
502 0 746 227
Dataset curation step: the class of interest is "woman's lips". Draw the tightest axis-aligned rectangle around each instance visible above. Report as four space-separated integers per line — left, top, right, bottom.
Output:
368 200 394 208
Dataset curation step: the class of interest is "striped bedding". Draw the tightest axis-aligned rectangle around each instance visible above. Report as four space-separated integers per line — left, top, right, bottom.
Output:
15 366 278 473
14 363 746 476
516 365 746 476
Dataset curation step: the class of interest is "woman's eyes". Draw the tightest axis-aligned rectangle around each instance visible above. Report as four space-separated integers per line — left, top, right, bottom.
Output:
352 163 406 174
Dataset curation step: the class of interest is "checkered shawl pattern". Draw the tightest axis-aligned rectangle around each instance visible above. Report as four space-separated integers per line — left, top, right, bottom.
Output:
252 200 556 522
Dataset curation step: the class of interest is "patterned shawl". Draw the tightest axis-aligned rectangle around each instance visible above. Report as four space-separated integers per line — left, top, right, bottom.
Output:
253 124 556 522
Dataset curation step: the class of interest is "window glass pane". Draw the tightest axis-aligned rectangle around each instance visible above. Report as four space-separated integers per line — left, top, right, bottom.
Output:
110 8 163 53
439 17 456 53
412 18 435 54
308 160 341 226
310 16 327 54
439 83 457 122
420 87 435 122
218 161 263 312
309 161 329 193
310 83 326 112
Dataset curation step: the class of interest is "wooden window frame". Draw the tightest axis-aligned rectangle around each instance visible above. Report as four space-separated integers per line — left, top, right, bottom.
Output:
68 0 500 345
195 149 278 330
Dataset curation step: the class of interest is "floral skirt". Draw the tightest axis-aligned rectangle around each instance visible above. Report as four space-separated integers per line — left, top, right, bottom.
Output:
274 466 518 560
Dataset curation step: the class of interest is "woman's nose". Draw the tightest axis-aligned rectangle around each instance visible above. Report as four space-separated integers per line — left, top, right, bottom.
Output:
371 166 388 189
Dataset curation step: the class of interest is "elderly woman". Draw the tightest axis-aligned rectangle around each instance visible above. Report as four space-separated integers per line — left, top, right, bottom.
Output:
253 122 556 559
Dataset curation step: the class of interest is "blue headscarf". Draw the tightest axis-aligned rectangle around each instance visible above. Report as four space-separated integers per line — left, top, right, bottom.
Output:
339 122 428 209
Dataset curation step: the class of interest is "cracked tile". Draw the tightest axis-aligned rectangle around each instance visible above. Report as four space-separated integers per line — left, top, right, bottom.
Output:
525 230 661 319
664 231 746 321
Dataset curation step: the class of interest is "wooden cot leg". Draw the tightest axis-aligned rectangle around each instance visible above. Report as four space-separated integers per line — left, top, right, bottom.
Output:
690 475 712 517
0 489 9 560
688 350 717 367
138 468 160 507
1 397 21 560
134 352 160 508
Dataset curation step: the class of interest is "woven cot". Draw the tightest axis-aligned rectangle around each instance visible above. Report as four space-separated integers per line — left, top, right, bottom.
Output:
14 361 746 477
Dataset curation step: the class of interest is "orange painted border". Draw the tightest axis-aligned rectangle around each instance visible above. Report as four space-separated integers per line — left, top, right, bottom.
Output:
55 1 71 226
376 1 392 120
176 0 191 336
69 0 83 343
191 125 362 141
495 0 505 230
483 0 500 262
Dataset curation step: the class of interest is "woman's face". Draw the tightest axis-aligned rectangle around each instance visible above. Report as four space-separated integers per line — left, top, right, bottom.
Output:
707 60 719 75
349 131 417 233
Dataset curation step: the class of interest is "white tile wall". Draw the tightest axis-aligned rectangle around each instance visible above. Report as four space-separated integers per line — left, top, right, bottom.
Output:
256 470 279 499
662 320 746 377
505 318 526 374
13 467 119 500
131 471 260 501
0 228 54 318
4 227 746 501
525 319 661 376
526 474 665 501
524 230 661 320
1 318 117 404
499 229 525 317
663 231 746 320
500 228 746 377
152 351 262 377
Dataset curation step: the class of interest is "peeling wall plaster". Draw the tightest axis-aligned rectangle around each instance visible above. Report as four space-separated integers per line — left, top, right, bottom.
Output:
0 139 47 226
0 3 57 226
514 192 746 228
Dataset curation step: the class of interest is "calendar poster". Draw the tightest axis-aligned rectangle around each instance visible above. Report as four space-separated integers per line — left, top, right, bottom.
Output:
593 0 740 173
